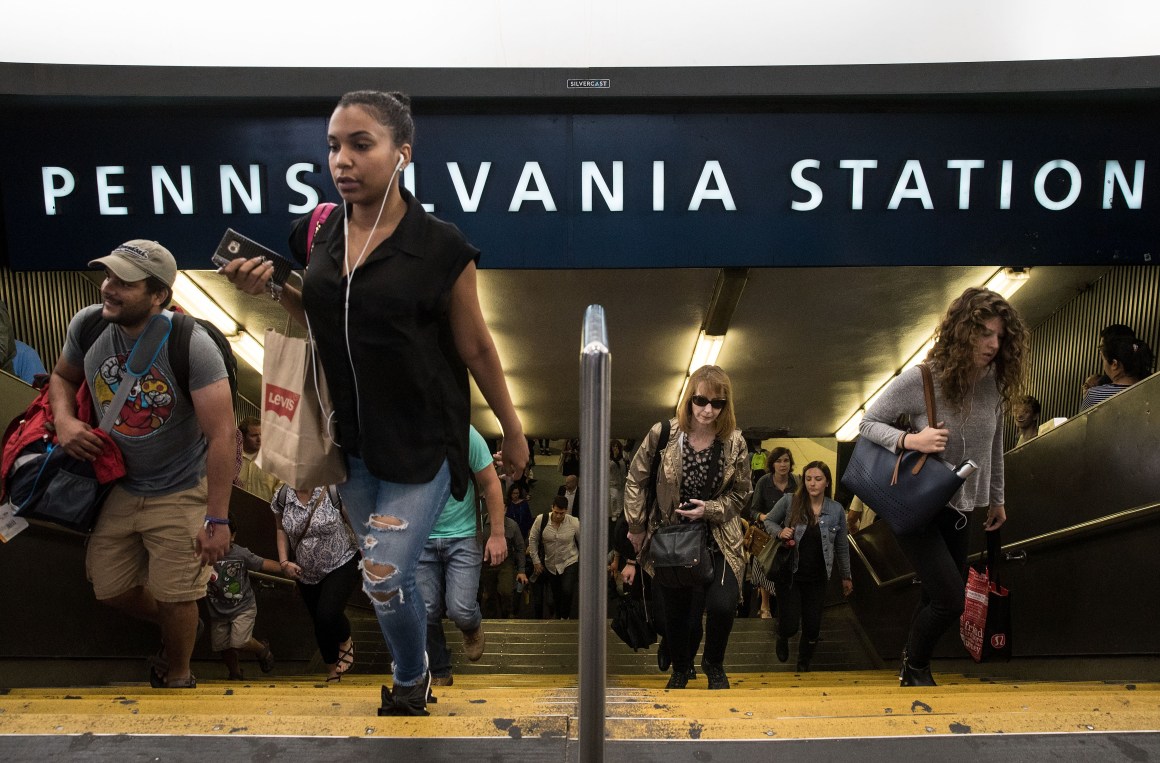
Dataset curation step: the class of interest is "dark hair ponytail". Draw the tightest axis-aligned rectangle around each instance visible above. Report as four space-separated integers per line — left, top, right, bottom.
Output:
1103 335 1155 381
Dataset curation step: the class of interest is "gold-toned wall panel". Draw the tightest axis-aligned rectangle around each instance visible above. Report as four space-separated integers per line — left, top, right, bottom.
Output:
0 268 100 373
1013 266 1159 447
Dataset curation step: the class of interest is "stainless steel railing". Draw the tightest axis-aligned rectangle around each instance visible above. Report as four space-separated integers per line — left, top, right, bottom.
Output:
577 304 611 762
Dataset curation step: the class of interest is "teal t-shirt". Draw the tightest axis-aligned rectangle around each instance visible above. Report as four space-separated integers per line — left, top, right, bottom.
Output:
429 425 491 539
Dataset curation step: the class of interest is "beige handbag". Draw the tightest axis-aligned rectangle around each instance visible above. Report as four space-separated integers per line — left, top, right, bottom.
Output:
256 328 347 490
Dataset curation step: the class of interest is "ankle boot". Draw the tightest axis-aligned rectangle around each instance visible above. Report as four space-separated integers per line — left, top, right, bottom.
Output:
775 636 789 663
796 639 816 672
899 651 937 687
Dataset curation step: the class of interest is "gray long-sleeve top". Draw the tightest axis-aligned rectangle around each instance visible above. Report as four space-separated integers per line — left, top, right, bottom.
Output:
859 364 1005 512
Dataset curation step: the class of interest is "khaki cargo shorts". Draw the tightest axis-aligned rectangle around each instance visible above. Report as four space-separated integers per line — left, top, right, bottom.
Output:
209 604 257 651
86 477 211 603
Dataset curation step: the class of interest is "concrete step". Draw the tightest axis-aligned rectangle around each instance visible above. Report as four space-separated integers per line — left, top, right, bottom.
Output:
1 672 1155 741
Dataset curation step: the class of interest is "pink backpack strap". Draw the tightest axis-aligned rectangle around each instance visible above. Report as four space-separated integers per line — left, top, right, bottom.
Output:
306 202 338 262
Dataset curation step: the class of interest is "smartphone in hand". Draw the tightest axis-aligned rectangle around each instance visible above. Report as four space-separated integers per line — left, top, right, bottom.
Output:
212 229 295 289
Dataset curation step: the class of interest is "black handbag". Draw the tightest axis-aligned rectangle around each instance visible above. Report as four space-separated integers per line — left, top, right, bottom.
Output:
611 587 657 651
756 534 797 584
650 520 714 588
840 364 966 535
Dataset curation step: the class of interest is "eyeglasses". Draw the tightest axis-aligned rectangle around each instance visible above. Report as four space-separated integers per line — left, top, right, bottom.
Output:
690 395 727 410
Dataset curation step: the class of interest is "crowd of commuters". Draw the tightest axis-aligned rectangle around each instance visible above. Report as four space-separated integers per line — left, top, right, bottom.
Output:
4 86 1156 714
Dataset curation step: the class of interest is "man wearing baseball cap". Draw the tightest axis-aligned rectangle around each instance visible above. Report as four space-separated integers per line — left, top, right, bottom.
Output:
48 239 236 688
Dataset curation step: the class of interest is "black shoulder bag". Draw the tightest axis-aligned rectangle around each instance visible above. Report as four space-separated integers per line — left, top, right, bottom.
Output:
649 436 722 589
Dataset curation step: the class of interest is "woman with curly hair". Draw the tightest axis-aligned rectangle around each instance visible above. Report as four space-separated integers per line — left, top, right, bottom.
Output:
859 286 1028 686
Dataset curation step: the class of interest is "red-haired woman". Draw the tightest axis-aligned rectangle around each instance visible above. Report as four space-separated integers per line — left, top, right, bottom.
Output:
622 365 752 690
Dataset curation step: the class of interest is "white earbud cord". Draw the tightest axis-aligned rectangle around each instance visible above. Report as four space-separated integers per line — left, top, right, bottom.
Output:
342 161 403 436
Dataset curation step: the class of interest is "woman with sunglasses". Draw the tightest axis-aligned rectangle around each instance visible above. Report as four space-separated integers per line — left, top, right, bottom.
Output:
622 365 752 689
223 90 527 716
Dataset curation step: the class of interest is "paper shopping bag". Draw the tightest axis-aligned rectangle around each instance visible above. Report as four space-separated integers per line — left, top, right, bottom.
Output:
256 329 347 490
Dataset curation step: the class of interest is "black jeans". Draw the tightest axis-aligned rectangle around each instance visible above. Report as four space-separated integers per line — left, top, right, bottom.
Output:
657 550 739 670
540 562 579 619
649 569 702 658
297 555 360 665
774 577 827 643
894 506 970 666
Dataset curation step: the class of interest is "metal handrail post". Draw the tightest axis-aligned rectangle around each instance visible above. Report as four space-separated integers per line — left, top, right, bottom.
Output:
578 304 610 761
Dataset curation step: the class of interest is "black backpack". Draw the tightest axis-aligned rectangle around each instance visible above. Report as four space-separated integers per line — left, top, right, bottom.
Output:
78 310 238 403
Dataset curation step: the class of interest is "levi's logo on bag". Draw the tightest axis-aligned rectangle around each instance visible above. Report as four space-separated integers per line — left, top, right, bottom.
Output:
265 385 300 420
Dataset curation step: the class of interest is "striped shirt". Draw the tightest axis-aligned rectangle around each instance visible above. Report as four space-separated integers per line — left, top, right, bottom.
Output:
1081 383 1131 411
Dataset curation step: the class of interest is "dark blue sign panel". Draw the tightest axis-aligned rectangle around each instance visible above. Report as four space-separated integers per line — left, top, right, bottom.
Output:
0 111 1155 270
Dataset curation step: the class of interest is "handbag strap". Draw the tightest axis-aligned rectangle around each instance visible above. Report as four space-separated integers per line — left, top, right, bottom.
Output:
986 528 1003 586
912 364 940 475
643 419 672 527
326 484 360 550
890 363 938 485
284 485 323 557
306 202 337 260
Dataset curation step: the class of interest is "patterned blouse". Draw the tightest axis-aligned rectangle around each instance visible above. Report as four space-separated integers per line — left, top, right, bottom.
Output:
680 435 724 505
271 487 358 585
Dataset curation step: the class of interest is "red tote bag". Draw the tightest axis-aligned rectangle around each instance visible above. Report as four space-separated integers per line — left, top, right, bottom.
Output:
960 528 1012 662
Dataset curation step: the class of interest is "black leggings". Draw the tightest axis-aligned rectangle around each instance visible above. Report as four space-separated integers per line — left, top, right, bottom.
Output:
894 506 970 666
775 578 827 643
297 555 360 665
657 550 739 670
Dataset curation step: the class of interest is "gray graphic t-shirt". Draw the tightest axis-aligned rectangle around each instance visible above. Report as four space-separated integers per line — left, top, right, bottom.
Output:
206 543 265 618
63 306 228 496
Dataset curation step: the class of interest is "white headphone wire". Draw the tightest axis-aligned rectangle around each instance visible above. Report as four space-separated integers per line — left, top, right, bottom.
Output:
342 160 403 435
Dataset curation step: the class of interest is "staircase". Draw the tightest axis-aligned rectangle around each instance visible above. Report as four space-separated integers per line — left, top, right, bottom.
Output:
2 616 1158 760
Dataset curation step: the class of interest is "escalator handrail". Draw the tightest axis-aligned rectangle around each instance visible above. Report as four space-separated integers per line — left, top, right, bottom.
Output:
852 500 1160 588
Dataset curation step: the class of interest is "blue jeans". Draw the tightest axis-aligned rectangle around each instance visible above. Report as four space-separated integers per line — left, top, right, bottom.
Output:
338 456 450 686
417 536 484 678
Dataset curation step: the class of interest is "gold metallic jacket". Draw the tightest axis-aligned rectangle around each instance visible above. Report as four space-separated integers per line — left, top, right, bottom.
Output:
623 418 752 586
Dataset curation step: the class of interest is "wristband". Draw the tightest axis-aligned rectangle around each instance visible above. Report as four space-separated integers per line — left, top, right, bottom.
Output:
203 515 229 537
624 559 637 566
279 560 291 567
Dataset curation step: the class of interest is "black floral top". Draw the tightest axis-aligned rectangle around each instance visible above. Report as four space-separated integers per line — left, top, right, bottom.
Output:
680 436 724 504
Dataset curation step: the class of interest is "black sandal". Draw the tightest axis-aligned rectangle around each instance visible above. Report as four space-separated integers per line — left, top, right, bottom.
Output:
335 640 355 674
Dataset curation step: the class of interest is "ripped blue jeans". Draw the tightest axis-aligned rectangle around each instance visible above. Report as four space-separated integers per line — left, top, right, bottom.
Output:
339 456 450 687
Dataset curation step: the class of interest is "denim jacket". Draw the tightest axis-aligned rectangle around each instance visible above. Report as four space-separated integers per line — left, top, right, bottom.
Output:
763 495 851 580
